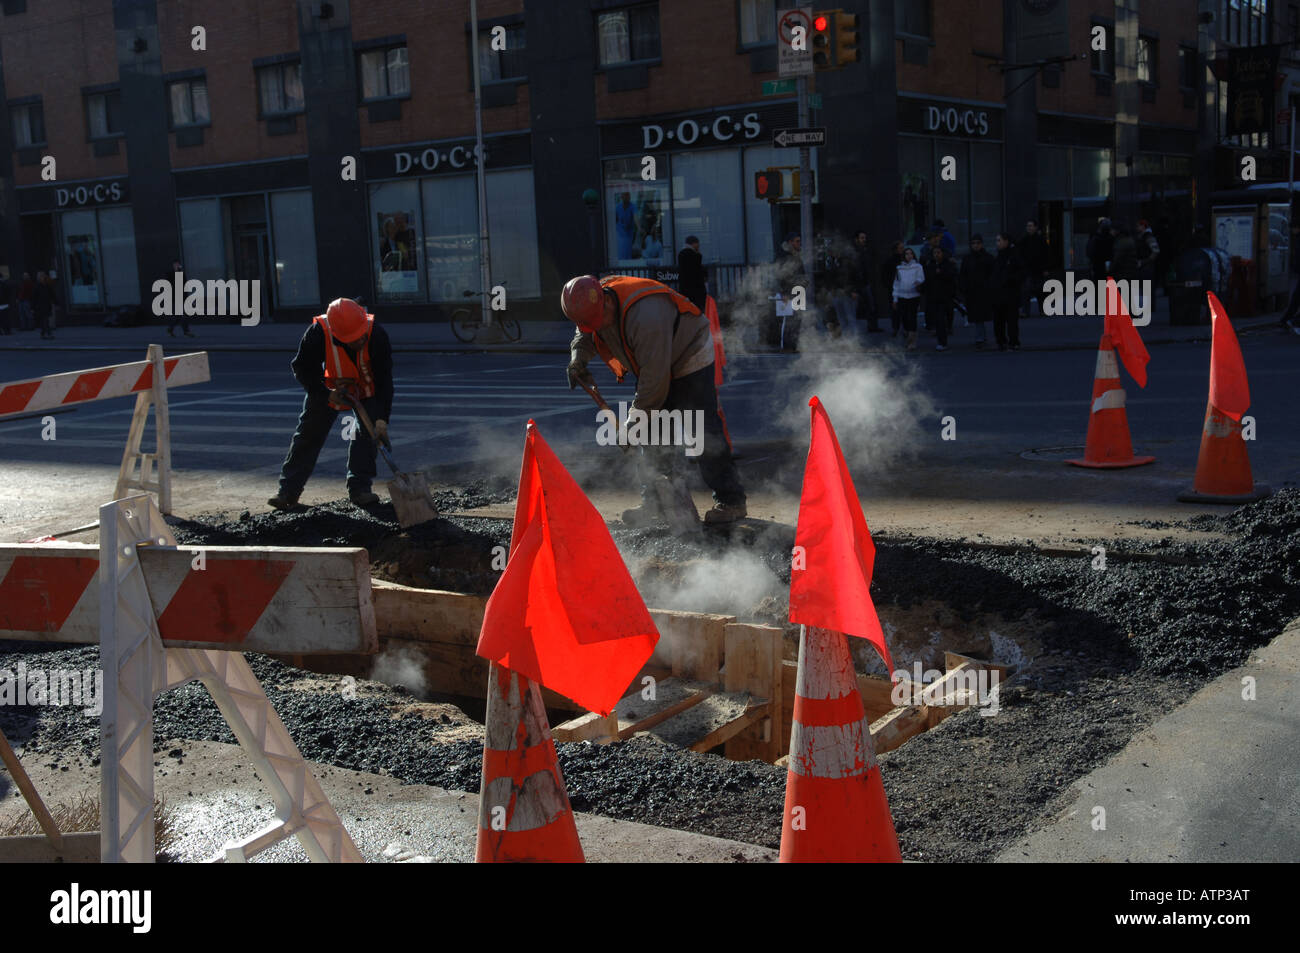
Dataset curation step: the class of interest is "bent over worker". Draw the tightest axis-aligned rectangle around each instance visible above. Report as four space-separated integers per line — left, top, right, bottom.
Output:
561 274 747 525
268 297 394 510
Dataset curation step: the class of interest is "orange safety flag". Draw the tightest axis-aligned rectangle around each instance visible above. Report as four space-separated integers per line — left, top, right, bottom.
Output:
705 295 727 387
1103 278 1149 388
1207 292 1251 422
476 420 659 716
788 397 893 674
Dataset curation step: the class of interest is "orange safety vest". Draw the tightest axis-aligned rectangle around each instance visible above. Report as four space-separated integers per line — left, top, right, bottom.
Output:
594 276 701 381
314 313 376 409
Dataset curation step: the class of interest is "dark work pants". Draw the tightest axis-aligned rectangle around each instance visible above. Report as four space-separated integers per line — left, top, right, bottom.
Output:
896 297 919 332
278 393 380 497
993 299 1020 348
928 299 951 345
643 364 746 507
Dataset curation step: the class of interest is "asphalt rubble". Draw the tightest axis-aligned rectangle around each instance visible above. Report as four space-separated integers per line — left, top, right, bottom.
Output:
3 488 1298 861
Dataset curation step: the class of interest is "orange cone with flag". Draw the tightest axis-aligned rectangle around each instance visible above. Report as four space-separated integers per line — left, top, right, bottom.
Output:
782 397 901 863
475 419 660 861
475 661 584 863
1067 279 1154 468
1178 293 1270 503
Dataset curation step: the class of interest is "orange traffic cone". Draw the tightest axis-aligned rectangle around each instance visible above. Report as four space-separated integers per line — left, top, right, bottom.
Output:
1176 406 1269 502
780 625 901 863
475 662 585 863
1065 333 1154 468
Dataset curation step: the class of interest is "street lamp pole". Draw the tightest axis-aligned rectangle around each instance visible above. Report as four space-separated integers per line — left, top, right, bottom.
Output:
469 0 492 326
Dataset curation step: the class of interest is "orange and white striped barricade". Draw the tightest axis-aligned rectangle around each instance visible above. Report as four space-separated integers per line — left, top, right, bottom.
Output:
0 344 209 513
0 494 377 863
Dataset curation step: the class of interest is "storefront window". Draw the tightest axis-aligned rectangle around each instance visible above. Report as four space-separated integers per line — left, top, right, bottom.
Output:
898 138 932 245
61 210 102 308
671 149 744 263
743 145 782 263
179 198 224 280
421 175 477 302
605 155 673 267
934 141 968 246
99 207 140 306
270 191 320 306
1038 145 1070 201
970 142 1003 243
1074 147 1112 201
370 180 422 299
486 169 542 299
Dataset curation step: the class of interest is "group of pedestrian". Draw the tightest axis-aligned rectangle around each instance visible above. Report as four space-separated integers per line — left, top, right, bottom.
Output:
1086 217 1160 285
0 271 58 339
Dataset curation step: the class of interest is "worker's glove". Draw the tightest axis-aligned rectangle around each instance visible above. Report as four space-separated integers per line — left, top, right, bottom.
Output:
374 419 390 449
567 360 594 392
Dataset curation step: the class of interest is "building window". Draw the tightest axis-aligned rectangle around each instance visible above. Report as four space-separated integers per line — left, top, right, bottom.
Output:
168 77 210 128
476 23 527 82
738 0 776 47
896 0 932 39
605 155 672 264
597 4 661 66
359 45 410 100
85 90 122 139
1178 46 1198 88
257 62 304 116
10 100 44 146
1137 36 1157 85
1090 22 1114 76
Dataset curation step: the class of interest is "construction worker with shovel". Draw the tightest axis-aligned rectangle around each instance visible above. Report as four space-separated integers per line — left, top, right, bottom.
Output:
268 297 394 510
561 274 747 527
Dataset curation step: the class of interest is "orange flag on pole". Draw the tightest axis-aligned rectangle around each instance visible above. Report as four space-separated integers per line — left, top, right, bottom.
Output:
705 295 727 387
1206 292 1251 422
788 397 893 674
476 421 659 716
1104 278 1149 388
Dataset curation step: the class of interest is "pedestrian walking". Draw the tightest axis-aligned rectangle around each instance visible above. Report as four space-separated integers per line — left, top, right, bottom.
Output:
892 246 925 351
33 271 56 339
1135 219 1160 285
1018 219 1049 317
881 240 905 336
923 245 957 350
774 232 805 352
561 273 747 525
167 259 195 337
677 236 708 312
1087 218 1113 281
0 273 12 335
1110 223 1139 282
959 234 995 348
17 272 34 331
850 229 882 333
267 298 394 510
989 233 1025 350
932 219 957 257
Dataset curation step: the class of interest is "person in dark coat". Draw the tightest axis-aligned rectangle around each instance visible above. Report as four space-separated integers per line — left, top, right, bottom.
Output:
677 236 707 312
959 234 995 348
881 241 905 336
1087 218 1113 281
850 229 882 332
33 271 56 339
989 233 1026 350
923 245 958 350
1018 219 1049 317
1109 222 1139 282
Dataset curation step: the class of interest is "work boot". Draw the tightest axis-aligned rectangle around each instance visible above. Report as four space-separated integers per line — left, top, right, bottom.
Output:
267 491 300 510
621 504 659 528
703 501 747 525
349 487 380 506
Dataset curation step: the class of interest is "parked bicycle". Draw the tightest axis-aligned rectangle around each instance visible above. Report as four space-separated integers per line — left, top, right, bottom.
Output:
450 288 521 343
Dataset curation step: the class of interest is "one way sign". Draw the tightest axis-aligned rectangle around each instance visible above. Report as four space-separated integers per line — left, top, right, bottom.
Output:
773 127 826 147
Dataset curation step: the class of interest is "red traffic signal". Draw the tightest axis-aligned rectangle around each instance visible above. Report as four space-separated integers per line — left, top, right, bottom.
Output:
813 14 829 31
754 169 782 201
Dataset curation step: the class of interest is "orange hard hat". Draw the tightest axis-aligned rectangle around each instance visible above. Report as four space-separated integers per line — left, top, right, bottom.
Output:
561 275 608 332
325 298 369 342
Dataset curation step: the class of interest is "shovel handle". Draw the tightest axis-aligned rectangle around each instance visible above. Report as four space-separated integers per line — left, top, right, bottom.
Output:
578 379 632 455
344 395 400 473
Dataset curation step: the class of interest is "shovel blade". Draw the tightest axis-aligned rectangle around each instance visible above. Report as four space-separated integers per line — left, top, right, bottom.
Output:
652 472 699 535
386 471 438 528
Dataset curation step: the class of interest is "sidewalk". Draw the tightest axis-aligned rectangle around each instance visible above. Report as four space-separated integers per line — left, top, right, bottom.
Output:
0 300 1287 355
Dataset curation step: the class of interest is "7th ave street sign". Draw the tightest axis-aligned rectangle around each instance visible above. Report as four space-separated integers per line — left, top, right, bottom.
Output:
773 127 826 147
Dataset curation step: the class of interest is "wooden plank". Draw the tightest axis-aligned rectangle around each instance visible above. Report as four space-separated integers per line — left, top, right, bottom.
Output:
552 711 619 743
945 650 1010 678
649 609 733 682
723 623 783 762
646 690 751 749
0 832 100 863
616 677 713 740
371 580 486 645
869 705 929 754
690 701 770 753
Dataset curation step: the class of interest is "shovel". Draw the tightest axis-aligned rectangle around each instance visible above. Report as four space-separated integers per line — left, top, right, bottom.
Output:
344 396 439 528
576 378 699 534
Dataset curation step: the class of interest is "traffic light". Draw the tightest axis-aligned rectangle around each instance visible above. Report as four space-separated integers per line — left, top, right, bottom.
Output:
812 11 833 70
792 169 817 198
754 168 782 201
834 11 860 67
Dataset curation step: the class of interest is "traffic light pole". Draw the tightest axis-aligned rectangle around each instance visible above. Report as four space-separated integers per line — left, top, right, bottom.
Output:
797 73 815 303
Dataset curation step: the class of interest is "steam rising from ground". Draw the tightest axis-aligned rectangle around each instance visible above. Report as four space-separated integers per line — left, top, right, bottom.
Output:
371 643 428 696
